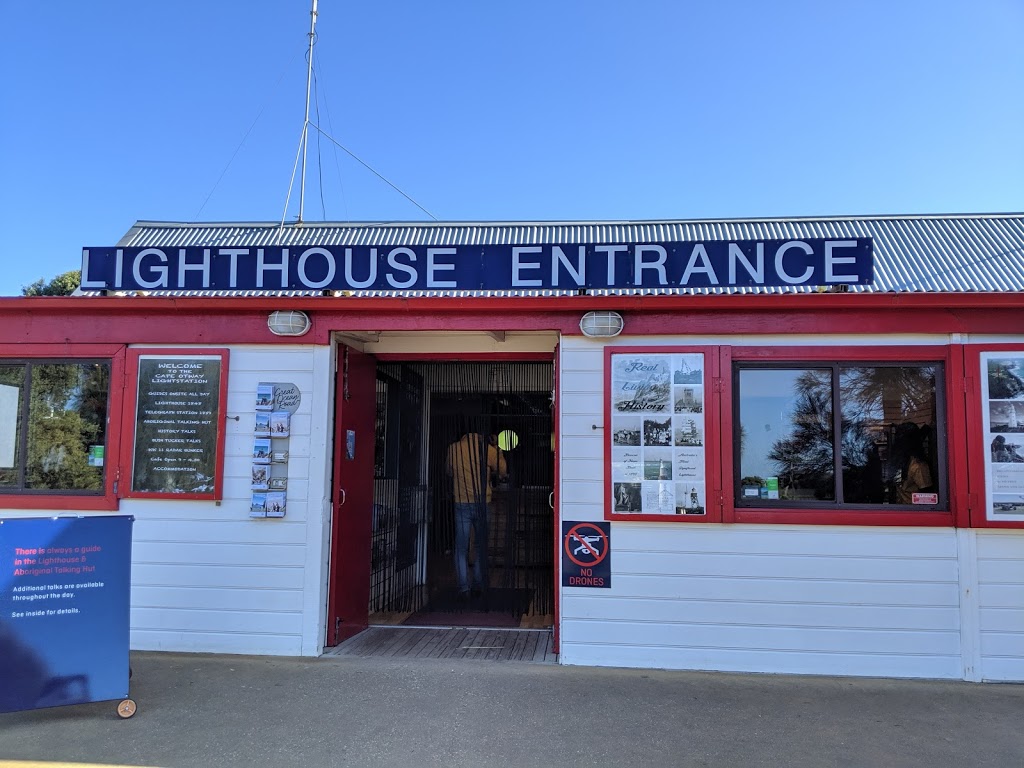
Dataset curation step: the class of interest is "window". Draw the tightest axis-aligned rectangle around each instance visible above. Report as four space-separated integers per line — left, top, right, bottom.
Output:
0 360 111 494
734 362 945 510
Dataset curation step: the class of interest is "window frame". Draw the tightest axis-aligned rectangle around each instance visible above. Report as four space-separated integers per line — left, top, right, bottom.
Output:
0 344 126 511
119 347 230 501
965 343 1024 530
723 345 965 527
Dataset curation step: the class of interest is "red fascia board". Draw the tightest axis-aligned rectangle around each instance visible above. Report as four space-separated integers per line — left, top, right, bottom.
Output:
3 291 1024 313
2 292 1022 344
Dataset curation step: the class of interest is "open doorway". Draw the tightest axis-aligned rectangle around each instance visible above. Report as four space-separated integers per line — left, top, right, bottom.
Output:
367 361 554 629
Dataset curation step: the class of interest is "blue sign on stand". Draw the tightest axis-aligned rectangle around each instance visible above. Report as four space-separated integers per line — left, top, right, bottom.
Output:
0 515 133 713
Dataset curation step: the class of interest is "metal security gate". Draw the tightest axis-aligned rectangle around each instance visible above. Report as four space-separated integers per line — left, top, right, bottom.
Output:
368 364 428 616
368 361 554 627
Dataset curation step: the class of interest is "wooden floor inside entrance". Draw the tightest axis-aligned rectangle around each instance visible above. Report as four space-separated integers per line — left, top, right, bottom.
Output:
324 626 557 663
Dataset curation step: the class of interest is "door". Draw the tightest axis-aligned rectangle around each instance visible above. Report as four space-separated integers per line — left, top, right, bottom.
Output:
326 344 378 645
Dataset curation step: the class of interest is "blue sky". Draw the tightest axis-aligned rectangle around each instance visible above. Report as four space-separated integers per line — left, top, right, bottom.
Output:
1 0 1021 295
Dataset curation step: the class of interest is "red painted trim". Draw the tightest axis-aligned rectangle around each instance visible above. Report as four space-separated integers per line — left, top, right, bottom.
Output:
0 343 127 357
732 509 954 526
602 343 963 527
604 345 723 524
4 293 1024 346
719 346 736 523
374 352 554 362
947 345 972 529
730 344 951 361
552 343 561 655
609 308 1024 337
326 349 346 645
119 348 230 500
3 290 1023 313
0 495 120 512
326 345 377 644
0 345 126 512
730 344 959 527
964 344 1024 530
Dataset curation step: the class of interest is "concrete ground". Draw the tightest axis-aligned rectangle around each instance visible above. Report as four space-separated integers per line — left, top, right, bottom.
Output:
1 651 1022 768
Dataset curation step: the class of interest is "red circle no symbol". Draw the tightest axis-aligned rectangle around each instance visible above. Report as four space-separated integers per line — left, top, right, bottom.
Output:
564 523 608 568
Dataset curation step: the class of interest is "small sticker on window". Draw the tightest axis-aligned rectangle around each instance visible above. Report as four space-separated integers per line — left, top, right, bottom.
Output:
912 492 938 505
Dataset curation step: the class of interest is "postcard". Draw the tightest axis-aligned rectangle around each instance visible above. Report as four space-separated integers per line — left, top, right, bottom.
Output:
266 491 286 518
253 438 272 463
269 410 291 437
255 383 275 411
251 463 269 490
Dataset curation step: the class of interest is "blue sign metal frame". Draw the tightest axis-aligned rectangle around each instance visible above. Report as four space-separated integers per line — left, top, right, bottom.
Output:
81 239 872 292
0 515 133 713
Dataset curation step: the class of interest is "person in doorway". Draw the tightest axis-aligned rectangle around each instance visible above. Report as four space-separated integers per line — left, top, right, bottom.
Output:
445 431 507 600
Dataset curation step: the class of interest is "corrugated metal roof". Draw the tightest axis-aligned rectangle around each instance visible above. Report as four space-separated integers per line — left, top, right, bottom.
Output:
108 213 1024 296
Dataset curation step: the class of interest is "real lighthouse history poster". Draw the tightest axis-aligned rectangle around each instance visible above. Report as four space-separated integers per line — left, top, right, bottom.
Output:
609 351 707 517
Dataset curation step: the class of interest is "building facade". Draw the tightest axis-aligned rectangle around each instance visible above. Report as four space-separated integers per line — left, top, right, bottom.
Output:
2 214 1023 681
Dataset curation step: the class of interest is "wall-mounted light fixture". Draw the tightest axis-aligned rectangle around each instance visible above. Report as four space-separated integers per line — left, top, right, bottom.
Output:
268 310 311 337
579 310 624 338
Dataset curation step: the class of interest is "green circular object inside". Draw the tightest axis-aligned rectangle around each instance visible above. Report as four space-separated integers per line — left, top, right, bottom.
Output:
497 429 519 451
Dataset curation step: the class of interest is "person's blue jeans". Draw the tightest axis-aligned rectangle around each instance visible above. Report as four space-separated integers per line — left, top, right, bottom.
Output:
454 501 489 594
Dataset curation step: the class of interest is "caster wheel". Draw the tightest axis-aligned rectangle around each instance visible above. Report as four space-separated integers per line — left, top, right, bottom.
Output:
117 699 138 719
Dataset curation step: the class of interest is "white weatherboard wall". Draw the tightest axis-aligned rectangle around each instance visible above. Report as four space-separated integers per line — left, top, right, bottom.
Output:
558 335 1023 680
0 345 334 656
125 345 333 656
976 532 1024 681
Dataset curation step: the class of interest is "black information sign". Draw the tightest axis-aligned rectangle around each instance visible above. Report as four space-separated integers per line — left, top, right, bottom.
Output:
131 355 223 494
561 521 611 588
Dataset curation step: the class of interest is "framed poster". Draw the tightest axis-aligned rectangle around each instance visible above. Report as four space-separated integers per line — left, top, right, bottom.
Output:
121 349 229 499
979 351 1024 523
605 347 720 522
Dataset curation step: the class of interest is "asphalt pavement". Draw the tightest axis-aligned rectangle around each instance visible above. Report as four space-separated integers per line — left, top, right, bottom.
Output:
1 651 1022 768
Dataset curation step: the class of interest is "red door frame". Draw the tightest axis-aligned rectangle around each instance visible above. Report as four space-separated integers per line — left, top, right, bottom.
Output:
325 348 560 647
552 343 561 654
326 344 378 645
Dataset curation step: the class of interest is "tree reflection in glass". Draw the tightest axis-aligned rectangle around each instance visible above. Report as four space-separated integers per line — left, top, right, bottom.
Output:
0 365 26 487
25 363 109 491
738 368 834 501
840 365 937 504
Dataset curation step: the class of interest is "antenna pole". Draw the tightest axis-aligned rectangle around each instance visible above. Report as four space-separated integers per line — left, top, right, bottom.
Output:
298 0 319 223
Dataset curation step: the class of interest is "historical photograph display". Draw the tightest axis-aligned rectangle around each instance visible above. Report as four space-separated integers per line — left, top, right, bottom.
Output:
609 352 706 516
981 354 1024 521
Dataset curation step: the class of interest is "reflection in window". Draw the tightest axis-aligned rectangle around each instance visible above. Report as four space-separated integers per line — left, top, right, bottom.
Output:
738 369 835 501
0 361 110 493
735 363 943 509
0 366 26 487
840 366 938 505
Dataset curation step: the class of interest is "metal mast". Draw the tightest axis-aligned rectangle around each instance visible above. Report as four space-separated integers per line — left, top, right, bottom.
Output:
297 0 319 223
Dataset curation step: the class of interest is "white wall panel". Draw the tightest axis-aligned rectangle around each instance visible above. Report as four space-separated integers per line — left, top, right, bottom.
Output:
976 531 1024 681
563 595 958 629
124 344 329 656
562 643 960 679
557 337 968 679
130 630 301 656
132 586 300 612
132 607 304 635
